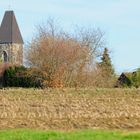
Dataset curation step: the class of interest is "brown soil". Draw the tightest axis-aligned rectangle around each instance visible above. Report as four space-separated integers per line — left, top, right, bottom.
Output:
0 88 140 130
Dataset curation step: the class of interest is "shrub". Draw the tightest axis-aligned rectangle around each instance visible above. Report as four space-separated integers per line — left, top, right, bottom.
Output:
3 66 48 88
130 69 140 88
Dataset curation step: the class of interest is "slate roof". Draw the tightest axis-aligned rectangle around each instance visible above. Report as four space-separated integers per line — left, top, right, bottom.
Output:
0 11 23 44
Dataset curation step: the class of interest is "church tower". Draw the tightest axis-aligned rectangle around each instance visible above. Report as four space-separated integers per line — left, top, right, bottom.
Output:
0 11 23 65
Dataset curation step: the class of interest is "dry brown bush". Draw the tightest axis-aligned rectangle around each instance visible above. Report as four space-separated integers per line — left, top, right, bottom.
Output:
26 19 105 87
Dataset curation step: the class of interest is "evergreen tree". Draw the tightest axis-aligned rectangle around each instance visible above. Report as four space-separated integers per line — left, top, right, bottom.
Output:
97 48 115 87
100 48 114 76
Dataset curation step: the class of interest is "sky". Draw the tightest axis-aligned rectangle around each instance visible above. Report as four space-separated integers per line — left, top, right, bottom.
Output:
0 0 140 73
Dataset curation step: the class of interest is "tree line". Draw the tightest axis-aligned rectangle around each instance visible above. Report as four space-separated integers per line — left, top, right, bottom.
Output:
1 19 116 88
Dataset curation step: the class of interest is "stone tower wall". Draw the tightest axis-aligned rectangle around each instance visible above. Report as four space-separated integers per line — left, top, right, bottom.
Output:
0 43 23 65
11 44 23 65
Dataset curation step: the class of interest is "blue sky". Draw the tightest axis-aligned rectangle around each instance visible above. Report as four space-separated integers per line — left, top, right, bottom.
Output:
0 0 140 73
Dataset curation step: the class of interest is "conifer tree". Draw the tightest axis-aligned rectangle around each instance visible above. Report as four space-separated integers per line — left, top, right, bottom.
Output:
100 47 114 76
98 47 115 87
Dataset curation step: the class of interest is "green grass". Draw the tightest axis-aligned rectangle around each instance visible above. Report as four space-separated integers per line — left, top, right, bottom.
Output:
0 129 140 140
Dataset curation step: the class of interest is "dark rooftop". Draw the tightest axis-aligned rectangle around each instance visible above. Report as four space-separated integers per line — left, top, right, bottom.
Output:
0 11 23 44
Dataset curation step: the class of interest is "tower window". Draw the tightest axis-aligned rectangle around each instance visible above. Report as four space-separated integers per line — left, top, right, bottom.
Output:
2 51 8 62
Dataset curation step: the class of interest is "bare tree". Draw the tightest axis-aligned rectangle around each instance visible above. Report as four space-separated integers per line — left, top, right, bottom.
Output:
26 18 105 87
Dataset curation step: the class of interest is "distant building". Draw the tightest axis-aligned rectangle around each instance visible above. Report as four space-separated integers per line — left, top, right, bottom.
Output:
116 73 132 87
0 11 23 65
